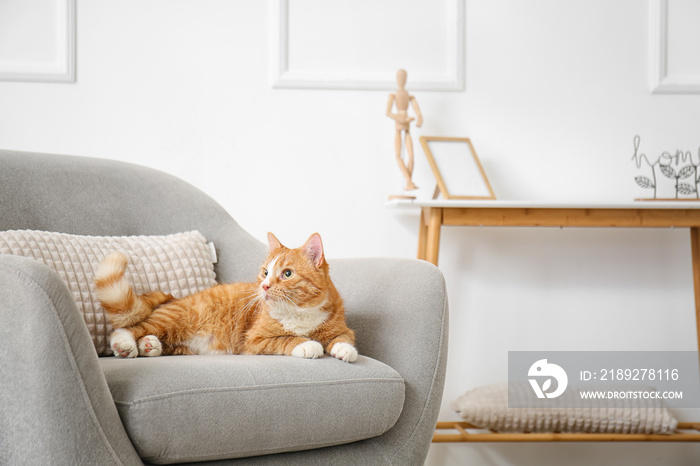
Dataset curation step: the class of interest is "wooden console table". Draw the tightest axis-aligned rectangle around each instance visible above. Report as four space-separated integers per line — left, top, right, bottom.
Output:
391 199 700 442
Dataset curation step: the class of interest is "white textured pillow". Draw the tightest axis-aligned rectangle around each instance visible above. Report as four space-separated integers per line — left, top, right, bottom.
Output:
0 230 217 356
451 383 678 434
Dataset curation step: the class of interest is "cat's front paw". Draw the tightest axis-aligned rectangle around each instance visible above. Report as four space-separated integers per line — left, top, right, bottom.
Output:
111 328 138 358
292 340 324 359
330 342 358 363
138 335 162 357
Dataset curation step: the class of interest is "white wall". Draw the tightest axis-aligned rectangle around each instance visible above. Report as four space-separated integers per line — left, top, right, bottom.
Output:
1 1 700 464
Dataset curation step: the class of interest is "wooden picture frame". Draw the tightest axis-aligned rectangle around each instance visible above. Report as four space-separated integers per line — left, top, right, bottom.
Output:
419 136 496 200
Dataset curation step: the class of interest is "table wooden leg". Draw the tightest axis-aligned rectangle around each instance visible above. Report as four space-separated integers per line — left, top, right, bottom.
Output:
417 208 429 261
691 227 700 353
425 208 443 266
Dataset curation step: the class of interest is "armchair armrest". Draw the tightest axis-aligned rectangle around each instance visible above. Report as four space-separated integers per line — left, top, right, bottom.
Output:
0 255 141 465
330 257 449 464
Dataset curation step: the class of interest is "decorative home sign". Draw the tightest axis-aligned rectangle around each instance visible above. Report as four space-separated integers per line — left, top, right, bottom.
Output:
419 136 496 200
632 135 700 201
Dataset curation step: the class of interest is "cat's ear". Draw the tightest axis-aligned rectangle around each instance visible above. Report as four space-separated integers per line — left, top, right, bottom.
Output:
303 233 324 268
267 232 283 251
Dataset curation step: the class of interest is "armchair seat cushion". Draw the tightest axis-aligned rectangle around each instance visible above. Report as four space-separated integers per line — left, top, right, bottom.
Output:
101 354 405 464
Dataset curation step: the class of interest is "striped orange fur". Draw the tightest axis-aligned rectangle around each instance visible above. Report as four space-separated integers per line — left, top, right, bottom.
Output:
95 233 358 362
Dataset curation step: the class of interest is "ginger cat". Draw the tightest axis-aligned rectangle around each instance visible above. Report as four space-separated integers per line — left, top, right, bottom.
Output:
95 233 358 362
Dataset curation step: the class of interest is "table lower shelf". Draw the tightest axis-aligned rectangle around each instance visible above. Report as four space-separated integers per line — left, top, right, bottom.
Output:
433 422 700 442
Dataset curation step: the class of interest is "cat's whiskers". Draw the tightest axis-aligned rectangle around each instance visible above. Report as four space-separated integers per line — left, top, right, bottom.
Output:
226 289 265 321
285 288 327 311
245 293 265 313
230 293 259 310
278 290 325 315
280 293 301 311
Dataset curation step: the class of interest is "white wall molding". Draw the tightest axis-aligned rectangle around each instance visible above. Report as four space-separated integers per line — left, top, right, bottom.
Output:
0 0 76 83
269 0 465 91
649 0 700 94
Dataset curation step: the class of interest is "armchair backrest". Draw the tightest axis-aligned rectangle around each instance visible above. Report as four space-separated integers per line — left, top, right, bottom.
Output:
0 149 265 283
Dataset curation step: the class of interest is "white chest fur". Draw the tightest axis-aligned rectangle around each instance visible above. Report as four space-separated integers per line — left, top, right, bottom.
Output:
268 300 328 337
187 334 225 355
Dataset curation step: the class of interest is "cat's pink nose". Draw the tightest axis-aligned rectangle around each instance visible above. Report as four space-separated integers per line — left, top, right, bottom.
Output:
262 284 270 292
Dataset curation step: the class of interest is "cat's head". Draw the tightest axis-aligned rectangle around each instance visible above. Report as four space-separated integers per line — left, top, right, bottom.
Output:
258 232 330 309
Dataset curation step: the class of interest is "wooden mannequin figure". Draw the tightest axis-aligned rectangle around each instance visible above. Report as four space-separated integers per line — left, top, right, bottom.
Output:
386 69 423 199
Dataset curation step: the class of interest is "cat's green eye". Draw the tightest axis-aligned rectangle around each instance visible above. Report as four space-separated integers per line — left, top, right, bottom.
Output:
283 269 293 279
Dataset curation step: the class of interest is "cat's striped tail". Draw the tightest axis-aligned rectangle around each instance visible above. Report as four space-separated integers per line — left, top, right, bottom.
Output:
95 252 157 328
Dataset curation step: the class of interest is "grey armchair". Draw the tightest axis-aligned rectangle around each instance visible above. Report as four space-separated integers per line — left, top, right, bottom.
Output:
0 149 448 465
